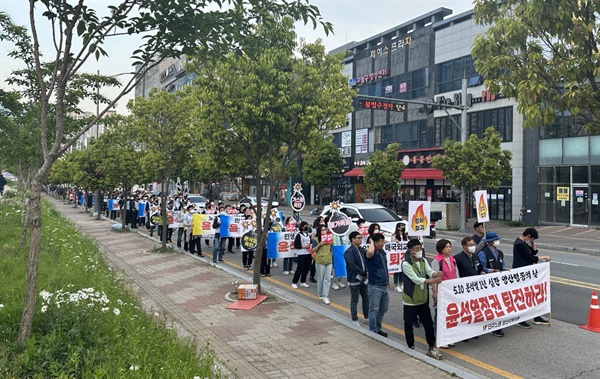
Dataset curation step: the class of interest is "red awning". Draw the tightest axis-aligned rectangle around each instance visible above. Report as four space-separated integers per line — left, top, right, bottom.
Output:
344 168 364 177
401 168 444 180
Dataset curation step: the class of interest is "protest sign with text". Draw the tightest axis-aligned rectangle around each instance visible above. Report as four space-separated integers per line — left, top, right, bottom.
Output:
436 262 551 347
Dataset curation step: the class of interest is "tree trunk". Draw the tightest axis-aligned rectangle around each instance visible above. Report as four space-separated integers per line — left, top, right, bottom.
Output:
18 175 44 342
95 189 101 220
19 168 31 250
160 179 169 250
252 178 268 291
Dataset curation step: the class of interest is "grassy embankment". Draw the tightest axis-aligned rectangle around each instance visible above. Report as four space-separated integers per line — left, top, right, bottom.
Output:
0 191 222 378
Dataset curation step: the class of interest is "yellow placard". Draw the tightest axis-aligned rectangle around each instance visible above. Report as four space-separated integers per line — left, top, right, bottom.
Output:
556 187 570 201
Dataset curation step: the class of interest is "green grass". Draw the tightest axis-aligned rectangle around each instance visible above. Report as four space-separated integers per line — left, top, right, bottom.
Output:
0 195 222 378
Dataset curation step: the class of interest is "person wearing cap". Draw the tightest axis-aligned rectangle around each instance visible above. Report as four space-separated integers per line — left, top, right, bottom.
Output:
472 221 486 253
477 231 507 337
513 227 551 327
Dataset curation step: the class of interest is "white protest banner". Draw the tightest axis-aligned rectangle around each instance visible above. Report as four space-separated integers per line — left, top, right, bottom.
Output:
384 241 407 273
407 201 431 237
474 190 490 223
436 262 551 347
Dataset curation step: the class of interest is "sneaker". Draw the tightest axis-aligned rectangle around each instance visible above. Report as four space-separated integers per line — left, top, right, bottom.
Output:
352 320 361 327
271 262 278 268
300 282 310 288
490 330 504 337
319 296 325 300
282 271 290 275
309 277 317 283
291 283 298 289
394 285 403 293
518 321 531 329
426 348 443 359
331 283 340 290
323 297 330 305
376 330 388 338
338 282 346 288
533 316 550 325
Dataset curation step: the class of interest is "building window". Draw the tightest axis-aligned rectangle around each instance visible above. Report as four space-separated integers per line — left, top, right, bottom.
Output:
377 120 427 151
434 106 513 147
436 55 478 93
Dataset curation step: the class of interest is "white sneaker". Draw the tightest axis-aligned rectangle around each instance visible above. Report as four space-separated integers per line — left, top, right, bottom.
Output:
394 285 403 293
352 320 361 327
290 270 295 274
332 283 340 290
283 271 290 275
323 297 331 305
291 283 298 289
338 282 346 288
271 262 278 268
300 283 310 288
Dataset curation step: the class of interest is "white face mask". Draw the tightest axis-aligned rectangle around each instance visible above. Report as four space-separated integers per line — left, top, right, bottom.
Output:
373 229 380 234
413 250 423 259
493 240 501 247
467 246 476 254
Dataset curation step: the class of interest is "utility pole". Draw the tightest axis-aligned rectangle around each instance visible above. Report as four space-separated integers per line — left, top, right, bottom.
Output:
459 77 468 233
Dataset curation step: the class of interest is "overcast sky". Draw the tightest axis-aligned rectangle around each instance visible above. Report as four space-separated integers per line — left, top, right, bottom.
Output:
0 0 474 114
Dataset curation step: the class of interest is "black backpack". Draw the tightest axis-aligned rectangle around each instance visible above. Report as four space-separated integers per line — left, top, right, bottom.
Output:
212 215 220 229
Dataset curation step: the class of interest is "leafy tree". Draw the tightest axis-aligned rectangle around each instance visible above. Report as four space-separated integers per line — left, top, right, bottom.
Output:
431 127 512 194
190 18 354 289
472 0 600 132
129 89 195 249
363 142 405 203
0 0 331 342
302 136 343 208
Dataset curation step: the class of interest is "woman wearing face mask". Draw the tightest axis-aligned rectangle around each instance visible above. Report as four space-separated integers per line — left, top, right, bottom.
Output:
401 238 443 358
431 239 459 348
392 222 408 292
291 221 312 289
366 223 381 244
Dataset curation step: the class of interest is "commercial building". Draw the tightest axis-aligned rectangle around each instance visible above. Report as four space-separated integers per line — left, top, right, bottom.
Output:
328 8 599 227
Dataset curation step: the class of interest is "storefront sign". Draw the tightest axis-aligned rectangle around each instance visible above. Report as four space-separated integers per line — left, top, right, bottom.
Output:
353 69 390 85
357 99 405 112
370 36 412 58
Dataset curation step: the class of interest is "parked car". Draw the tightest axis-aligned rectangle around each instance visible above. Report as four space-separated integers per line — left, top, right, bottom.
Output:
188 195 207 211
239 196 279 209
320 203 408 240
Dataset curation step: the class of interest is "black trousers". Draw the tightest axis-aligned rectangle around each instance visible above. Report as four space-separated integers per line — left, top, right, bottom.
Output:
242 250 254 266
350 283 369 321
292 254 312 284
189 235 202 255
260 249 270 275
404 302 435 348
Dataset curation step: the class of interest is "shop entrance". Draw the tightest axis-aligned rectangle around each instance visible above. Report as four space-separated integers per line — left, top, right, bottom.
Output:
571 185 589 226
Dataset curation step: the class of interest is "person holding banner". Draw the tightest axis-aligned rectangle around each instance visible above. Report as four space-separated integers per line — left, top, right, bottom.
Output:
401 239 443 358
282 217 298 275
472 222 487 254
312 225 333 305
365 233 390 338
392 222 408 293
431 239 459 348
477 232 508 337
455 237 484 278
513 228 551 327
291 221 312 288
344 231 369 327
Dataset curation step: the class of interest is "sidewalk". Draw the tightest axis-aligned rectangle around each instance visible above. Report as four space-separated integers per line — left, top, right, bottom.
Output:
46 196 465 379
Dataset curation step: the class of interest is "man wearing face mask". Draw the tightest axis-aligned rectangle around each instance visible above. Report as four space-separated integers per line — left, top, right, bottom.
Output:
513 227 551 327
401 238 443 358
477 231 507 337
454 237 484 278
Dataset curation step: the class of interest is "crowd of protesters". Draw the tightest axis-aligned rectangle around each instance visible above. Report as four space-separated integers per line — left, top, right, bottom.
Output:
45 184 552 360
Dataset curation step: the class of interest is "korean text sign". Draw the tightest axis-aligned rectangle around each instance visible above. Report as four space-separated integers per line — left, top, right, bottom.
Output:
436 262 551 347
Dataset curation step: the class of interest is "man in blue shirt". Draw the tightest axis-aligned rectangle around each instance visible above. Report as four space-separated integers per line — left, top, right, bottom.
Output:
365 233 389 337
